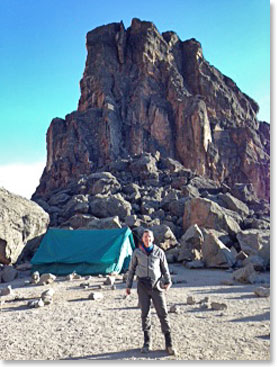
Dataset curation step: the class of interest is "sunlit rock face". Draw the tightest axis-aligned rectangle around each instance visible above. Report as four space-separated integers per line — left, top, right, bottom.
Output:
33 18 269 201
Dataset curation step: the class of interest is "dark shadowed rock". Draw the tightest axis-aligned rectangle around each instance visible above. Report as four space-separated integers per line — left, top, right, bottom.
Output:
89 194 132 220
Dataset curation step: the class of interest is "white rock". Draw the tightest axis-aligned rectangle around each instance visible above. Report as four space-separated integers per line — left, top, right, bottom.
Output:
41 288 55 299
88 292 104 300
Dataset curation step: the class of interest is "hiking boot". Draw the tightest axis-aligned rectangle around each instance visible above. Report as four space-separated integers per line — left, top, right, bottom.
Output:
164 332 177 356
141 331 152 353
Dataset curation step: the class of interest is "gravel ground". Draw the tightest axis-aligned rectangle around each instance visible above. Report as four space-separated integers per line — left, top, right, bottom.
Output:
0 265 270 361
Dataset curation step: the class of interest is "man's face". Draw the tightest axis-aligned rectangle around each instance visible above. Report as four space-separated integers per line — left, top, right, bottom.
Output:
142 232 154 247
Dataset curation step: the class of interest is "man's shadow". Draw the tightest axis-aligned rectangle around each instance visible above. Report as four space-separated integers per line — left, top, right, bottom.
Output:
61 348 169 360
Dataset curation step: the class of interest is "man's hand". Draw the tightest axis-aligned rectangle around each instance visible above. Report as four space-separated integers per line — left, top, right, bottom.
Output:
164 282 172 291
126 288 131 295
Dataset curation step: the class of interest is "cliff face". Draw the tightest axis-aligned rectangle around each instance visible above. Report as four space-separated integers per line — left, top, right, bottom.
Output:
33 18 269 201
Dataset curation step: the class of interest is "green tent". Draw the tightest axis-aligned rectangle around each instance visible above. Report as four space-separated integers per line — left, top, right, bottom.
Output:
31 227 135 276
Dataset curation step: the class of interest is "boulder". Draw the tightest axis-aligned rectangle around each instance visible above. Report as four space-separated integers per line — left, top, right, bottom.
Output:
38 273 56 285
63 194 90 219
236 229 270 267
178 224 204 262
216 193 250 217
0 187 49 264
254 287 270 298
0 285 13 296
232 263 258 284
202 230 236 268
129 153 159 180
242 255 267 271
87 216 122 229
211 302 227 310
89 194 132 220
183 197 241 236
89 177 121 196
62 214 97 229
0 266 18 283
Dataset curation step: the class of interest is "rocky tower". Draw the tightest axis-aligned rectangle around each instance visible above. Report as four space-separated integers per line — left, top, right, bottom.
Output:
33 18 270 201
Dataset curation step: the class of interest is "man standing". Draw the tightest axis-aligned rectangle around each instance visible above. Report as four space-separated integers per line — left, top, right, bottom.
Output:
126 229 177 356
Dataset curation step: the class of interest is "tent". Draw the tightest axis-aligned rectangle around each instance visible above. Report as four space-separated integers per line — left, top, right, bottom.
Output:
30 227 135 276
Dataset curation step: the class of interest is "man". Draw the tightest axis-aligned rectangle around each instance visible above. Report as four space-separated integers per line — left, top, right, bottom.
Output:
126 229 177 355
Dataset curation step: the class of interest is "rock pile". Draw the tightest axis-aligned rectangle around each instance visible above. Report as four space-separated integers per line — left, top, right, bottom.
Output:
31 152 269 272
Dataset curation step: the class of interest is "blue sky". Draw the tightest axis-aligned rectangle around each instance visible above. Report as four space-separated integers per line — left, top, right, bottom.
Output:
0 0 270 198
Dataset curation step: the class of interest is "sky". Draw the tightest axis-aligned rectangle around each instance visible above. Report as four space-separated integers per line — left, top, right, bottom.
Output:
0 0 271 199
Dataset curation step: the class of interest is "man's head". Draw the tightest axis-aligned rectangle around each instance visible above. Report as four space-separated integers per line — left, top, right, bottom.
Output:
142 230 154 247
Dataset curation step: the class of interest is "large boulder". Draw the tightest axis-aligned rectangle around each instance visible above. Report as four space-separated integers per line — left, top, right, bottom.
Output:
183 197 241 237
86 216 122 229
0 188 49 264
202 230 236 268
178 224 204 262
215 193 250 217
89 194 132 220
236 229 270 268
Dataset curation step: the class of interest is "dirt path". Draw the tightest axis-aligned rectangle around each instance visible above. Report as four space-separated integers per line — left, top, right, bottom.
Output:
0 265 270 361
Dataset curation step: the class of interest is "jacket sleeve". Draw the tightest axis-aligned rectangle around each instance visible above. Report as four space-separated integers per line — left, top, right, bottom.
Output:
126 250 138 288
160 250 171 285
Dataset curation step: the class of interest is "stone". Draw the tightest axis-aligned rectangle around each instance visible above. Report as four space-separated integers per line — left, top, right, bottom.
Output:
38 273 56 285
178 224 204 262
216 193 250 217
89 194 132 220
88 292 104 300
202 230 236 268
41 288 55 299
87 216 122 229
0 187 49 264
236 229 270 267
104 276 116 286
211 302 227 310
35 299 45 308
232 263 257 284
169 304 180 314
42 296 53 305
254 287 270 298
242 255 266 271
0 285 13 296
31 271 40 284
0 266 18 283
183 197 241 237
187 296 196 305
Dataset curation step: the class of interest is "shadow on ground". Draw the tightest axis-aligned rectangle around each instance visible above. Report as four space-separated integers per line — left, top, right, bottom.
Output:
230 311 270 323
60 348 169 360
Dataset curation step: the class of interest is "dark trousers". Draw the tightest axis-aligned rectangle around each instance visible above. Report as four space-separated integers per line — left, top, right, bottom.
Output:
137 279 171 334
